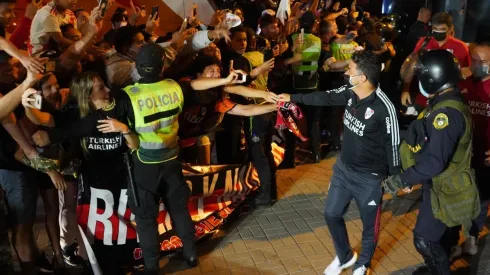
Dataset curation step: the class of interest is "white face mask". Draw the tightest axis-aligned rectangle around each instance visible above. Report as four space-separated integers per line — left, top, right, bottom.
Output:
419 81 430 98
114 21 127 29
347 74 363 89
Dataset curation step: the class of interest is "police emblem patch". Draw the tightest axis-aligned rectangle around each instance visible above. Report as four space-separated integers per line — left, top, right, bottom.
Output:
433 113 449 130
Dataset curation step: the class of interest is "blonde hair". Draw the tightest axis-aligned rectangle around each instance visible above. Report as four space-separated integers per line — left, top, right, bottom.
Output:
70 71 102 156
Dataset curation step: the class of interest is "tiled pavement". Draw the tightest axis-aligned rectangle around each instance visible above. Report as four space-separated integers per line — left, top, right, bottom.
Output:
17 155 490 274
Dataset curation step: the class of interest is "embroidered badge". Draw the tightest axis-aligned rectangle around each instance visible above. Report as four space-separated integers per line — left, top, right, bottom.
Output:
433 113 449 130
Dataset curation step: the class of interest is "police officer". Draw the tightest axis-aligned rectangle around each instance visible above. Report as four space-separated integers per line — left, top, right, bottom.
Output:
383 49 480 275
122 43 197 274
284 11 323 165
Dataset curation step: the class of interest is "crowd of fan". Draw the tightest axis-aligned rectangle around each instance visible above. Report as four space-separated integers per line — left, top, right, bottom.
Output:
0 0 487 274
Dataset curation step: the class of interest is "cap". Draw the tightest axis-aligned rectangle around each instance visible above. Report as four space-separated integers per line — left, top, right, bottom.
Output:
299 11 316 29
136 43 165 79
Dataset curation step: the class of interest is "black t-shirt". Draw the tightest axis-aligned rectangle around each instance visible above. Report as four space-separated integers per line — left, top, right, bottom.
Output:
0 104 26 171
48 98 131 187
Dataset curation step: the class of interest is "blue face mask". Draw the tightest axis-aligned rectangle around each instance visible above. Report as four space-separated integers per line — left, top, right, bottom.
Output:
419 81 430 98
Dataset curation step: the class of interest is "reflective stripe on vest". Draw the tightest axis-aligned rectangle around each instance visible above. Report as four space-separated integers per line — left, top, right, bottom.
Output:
124 79 183 151
291 33 321 74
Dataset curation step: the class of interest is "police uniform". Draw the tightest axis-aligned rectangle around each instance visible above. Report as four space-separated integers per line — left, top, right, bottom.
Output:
285 11 323 165
383 50 480 275
122 44 197 274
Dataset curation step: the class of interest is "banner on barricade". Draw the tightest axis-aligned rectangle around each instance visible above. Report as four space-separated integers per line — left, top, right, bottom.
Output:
77 143 284 269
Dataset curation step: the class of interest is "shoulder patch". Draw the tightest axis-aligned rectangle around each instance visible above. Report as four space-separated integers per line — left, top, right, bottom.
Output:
433 113 449 130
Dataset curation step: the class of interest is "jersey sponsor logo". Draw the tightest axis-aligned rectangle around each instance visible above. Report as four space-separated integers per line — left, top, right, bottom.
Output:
365 107 374 119
433 113 449 130
347 98 352 106
87 136 123 151
386 117 391 134
343 109 365 137
468 100 490 117
137 92 181 111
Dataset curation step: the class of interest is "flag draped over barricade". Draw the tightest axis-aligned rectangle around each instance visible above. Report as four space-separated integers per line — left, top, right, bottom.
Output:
77 143 284 270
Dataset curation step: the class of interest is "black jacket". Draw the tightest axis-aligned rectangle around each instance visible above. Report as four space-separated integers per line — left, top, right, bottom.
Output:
291 85 401 178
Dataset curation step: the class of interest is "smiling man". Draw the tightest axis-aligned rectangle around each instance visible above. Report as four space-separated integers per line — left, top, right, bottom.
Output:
278 51 400 275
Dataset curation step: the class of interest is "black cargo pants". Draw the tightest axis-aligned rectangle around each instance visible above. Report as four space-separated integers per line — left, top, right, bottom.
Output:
128 156 195 272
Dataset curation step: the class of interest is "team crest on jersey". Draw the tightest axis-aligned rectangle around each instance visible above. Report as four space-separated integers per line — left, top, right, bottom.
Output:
365 107 374 119
347 98 352 106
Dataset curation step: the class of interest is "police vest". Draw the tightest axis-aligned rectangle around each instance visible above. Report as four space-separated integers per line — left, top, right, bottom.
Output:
330 41 357 62
400 99 480 234
124 80 184 161
291 33 321 90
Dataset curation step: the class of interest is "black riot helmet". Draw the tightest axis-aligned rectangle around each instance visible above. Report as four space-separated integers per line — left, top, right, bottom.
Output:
416 49 461 95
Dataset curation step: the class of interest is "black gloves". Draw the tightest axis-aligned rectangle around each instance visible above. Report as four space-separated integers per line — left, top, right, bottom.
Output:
382 174 409 195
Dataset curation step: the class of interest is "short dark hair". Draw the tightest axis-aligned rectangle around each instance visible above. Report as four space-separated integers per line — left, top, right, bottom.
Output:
259 14 276 28
319 20 332 35
193 55 221 77
230 26 247 39
477 41 490 48
111 12 128 24
432 12 453 28
352 51 381 86
74 8 86 17
114 26 141 53
0 0 16 3
60 24 75 34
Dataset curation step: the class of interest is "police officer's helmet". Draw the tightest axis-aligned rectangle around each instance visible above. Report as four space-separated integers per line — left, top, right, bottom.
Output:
416 49 461 95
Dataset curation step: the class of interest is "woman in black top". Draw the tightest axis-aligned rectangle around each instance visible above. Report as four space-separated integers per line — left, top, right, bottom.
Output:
31 71 138 274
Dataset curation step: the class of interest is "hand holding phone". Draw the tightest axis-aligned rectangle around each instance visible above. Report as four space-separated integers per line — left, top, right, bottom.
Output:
151 5 159 20
22 88 42 110
98 0 109 18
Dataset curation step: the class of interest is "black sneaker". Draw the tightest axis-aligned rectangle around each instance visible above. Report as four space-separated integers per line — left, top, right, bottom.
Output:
35 252 54 273
62 244 84 267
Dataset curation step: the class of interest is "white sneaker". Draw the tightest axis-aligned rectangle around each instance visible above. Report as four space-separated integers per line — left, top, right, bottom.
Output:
324 252 358 275
449 245 462 262
353 265 368 275
463 236 478 255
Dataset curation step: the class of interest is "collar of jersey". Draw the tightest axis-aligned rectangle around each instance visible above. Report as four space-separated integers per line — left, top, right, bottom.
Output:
102 99 116 111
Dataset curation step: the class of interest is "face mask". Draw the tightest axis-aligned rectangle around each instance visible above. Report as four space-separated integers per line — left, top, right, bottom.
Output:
114 21 127 29
432 30 447 42
344 74 363 89
419 81 430 98
471 63 490 80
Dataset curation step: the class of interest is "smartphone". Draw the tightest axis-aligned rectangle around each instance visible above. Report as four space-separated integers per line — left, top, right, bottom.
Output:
98 0 109 18
31 93 42 110
264 49 273 61
45 60 56 73
235 73 246 82
181 18 188 31
381 38 386 47
151 5 159 20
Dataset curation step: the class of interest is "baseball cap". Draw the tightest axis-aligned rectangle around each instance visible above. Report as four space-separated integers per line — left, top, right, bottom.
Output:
136 43 165 79
299 11 316 29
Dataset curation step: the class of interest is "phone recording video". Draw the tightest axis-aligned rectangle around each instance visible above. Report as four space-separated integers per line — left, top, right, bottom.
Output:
31 93 42 110
98 0 109 18
151 5 159 20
